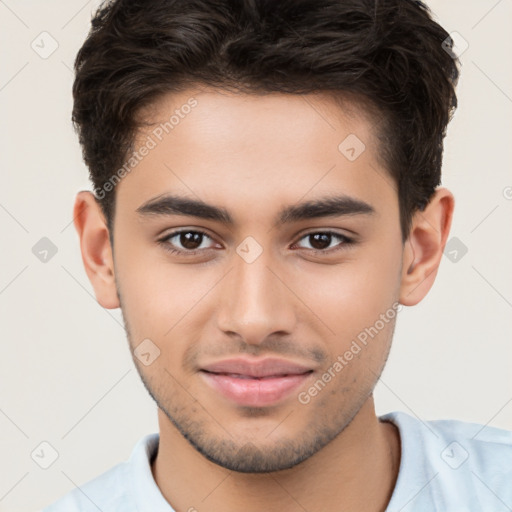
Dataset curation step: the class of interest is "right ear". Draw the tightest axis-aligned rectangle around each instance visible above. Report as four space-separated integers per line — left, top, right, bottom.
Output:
73 191 120 309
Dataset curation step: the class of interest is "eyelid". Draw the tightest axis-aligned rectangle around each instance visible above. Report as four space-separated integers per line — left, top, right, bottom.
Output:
158 227 356 256
157 228 219 253
291 230 355 252
295 227 355 240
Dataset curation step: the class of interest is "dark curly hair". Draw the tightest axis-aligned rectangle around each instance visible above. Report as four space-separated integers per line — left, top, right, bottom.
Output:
72 0 459 241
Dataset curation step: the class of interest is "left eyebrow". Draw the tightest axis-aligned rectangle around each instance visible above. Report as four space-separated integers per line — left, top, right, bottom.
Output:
135 193 375 227
277 195 375 225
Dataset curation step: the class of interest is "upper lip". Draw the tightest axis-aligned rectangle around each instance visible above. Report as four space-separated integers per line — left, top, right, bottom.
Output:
200 357 314 378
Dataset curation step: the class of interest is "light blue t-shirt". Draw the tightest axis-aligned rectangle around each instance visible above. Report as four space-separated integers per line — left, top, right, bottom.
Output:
41 411 512 511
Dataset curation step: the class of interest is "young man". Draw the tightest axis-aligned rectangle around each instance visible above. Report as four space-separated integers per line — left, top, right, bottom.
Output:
43 0 511 510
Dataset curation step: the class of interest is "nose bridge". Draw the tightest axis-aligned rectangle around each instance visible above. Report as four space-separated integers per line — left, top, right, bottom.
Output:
217 248 296 342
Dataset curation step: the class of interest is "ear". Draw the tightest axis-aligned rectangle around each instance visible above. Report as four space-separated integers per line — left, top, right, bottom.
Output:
73 191 120 309
399 187 454 306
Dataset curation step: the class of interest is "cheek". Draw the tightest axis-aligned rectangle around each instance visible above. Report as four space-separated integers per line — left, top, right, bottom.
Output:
292 245 402 354
115 250 219 351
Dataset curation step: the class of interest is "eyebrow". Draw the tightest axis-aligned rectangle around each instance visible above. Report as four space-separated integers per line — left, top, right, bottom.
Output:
136 193 375 226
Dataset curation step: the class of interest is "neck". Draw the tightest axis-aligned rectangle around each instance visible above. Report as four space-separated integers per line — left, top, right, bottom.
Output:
151 396 400 512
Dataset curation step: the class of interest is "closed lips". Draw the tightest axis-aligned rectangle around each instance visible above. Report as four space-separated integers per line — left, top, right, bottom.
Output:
200 358 315 378
202 371 313 379
199 358 316 406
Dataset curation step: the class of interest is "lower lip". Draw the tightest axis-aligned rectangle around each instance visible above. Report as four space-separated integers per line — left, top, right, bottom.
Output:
200 371 312 407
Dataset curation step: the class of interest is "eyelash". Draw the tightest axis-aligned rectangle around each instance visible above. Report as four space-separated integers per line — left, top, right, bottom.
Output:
157 229 355 256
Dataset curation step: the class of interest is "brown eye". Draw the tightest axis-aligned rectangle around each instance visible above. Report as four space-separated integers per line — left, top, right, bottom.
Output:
178 231 204 250
308 233 332 250
294 231 354 253
158 229 217 255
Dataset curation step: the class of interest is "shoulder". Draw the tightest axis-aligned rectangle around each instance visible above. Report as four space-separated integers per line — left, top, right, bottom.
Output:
40 433 159 512
40 460 131 511
381 411 512 512
428 415 512 488
386 410 512 465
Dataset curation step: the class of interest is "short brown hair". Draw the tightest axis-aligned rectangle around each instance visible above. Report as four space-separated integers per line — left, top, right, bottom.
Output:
72 0 459 240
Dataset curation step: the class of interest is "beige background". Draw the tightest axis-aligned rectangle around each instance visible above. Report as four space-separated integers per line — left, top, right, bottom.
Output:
0 1 511 510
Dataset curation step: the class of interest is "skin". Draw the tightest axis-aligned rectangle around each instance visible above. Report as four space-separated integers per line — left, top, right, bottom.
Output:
73 87 454 512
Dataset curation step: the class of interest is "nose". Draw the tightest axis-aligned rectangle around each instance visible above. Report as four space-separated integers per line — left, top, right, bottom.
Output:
216 250 297 346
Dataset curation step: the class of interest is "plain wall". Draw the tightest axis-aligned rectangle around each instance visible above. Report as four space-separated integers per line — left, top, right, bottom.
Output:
0 1 511 510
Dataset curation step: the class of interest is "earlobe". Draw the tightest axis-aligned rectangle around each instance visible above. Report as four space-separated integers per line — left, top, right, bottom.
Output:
73 191 120 309
399 188 454 306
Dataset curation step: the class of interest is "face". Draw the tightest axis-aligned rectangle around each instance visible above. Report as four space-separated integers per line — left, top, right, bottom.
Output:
112 88 404 472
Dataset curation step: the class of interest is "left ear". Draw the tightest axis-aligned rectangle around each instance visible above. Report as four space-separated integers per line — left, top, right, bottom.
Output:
399 187 454 306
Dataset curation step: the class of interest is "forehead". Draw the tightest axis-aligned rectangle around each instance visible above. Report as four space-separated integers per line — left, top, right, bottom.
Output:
116 87 396 224
137 87 380 159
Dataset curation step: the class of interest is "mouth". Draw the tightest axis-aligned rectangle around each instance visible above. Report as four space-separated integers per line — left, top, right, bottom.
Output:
199 357 315 407
202 372 313 379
